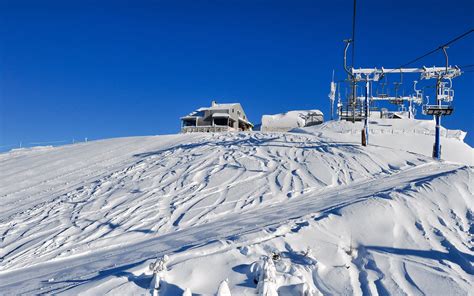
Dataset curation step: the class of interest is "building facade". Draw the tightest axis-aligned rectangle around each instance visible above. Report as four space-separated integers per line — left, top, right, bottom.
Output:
181 101 253 133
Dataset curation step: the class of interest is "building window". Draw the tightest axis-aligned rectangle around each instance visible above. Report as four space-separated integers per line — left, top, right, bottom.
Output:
214 118 228 126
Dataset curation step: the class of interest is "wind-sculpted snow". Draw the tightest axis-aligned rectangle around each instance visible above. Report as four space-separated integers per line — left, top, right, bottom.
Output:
0 123 472 295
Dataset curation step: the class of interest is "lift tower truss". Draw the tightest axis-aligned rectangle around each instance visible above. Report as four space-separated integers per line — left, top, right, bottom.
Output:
346 51 461 159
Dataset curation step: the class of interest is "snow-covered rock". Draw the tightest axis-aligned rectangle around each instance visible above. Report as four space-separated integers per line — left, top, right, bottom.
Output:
216 279 231 296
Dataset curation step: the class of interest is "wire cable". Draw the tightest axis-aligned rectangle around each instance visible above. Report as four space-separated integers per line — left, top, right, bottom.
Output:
401 29 473 68
351 0 357 68
384 29 474 74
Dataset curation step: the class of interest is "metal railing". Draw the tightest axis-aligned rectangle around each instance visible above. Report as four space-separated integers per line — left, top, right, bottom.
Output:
333 127 466 141
181 126 233 133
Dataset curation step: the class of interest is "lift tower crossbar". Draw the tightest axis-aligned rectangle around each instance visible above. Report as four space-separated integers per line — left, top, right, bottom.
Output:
350 66 461 81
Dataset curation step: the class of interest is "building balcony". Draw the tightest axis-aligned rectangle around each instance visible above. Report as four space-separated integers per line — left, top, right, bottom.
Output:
181 125 235 133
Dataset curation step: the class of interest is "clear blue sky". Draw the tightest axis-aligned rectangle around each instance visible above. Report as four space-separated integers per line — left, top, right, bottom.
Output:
1 0 473 149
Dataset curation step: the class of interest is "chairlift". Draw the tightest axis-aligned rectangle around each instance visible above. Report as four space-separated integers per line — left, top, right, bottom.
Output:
376 75 388 98
438 78 454 102
389 98 404 105
423 105 454 116
412 81 423 104
393 70 403 98
422 79 455 116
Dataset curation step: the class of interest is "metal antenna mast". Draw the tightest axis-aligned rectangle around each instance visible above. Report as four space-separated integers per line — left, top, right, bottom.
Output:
329 70 336 120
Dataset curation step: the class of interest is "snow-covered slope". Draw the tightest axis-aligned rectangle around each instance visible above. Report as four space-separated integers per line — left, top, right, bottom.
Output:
297 118 473 165
0 119 472 295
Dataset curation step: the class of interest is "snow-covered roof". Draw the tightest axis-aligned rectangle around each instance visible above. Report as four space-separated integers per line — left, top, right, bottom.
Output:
238 117 253 126
181 103 242 118
205 103 240 111
181 109 205 119
180 115 198 120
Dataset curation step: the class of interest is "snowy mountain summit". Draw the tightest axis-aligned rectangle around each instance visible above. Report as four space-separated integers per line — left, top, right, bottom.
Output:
0 118 473 295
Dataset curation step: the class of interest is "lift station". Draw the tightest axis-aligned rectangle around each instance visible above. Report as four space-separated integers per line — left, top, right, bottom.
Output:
329 42 462 159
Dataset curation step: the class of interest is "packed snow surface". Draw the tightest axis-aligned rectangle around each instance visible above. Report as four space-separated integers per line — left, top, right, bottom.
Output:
0 119 473 295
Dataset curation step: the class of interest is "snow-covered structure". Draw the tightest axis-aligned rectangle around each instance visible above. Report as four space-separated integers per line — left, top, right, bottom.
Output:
180 101 253 133
378 109 410 119
261 110 323 132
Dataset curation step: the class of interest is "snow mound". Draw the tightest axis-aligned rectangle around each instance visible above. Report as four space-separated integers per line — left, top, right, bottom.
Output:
295 118 473 165
261 110 323 132
0 119 472 295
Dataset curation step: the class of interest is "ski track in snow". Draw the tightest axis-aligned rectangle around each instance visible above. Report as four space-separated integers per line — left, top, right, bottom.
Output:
0 129 472 295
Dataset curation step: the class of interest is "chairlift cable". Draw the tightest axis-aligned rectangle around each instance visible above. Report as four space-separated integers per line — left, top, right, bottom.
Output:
351 0 357 68
385 29 474 74
400 29 473 68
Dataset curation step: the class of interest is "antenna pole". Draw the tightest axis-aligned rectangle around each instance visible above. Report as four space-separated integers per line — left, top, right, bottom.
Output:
337 85 340 121
331 86 335 121
332 70 335 120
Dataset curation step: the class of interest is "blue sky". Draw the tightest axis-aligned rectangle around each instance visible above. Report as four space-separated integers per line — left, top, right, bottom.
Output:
1 0 473 149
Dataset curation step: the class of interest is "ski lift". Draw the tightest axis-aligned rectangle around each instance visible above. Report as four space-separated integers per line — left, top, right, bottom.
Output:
376 75 388 98
412 81 423 104
438 78 454 102
389 98 404 105
407 80 423 119
423 105 454 116
393 70 403 98
422 79 455 116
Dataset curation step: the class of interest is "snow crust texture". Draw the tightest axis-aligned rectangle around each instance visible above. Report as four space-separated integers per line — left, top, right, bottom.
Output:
0 119 472 295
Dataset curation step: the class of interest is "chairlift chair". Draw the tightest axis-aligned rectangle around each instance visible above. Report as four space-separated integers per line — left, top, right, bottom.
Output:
411 80 424 105
422 77 455 116
413 91 423 105
438 79 454 102
423 105 454 116
393 70 403 98
389 98 404 105
376 76 388 98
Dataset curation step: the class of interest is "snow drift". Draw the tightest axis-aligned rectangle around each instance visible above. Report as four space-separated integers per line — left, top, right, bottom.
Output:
0 119 472 295
261 110 324 132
